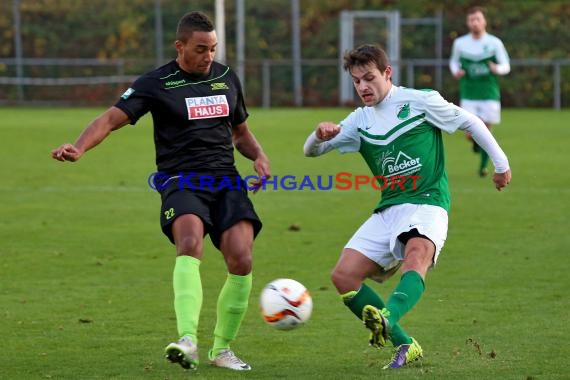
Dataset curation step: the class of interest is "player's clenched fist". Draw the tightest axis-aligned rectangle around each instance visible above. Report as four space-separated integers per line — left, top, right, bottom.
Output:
51 143 83 162
316 122 341 141
493 169 512 191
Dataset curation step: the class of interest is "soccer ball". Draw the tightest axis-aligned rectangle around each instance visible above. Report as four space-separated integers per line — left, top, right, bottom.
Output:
260 278 313 330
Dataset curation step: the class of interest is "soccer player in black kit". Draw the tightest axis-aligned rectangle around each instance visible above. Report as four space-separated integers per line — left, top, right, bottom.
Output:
51 11 271 371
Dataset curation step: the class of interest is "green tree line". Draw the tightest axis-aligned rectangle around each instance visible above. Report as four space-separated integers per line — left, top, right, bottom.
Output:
0 0 568 107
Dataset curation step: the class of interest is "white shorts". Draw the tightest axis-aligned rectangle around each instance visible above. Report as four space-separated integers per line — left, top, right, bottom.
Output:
344 204 448 271
460 99 501 124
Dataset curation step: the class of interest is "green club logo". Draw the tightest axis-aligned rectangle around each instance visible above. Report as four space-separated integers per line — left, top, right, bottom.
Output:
397 103 410 120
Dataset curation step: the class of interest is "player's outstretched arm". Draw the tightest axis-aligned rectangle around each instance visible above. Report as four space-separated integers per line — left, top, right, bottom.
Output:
303 122 340 157
51 106 130 162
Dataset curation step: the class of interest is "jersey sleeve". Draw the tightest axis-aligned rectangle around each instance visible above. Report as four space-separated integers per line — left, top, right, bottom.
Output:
460 112 510 173
449 39 462 75
422 90 473 134
493 37 511 75
114 75 155 125
328 110 362 153
303 131 335 156
229 69 249 125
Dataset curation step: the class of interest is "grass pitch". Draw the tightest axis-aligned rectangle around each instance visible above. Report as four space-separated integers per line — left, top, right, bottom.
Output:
0 107 568 379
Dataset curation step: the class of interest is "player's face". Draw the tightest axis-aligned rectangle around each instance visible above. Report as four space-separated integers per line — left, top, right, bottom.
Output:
175 31 217 75
467 11 487 36
350 63 392 106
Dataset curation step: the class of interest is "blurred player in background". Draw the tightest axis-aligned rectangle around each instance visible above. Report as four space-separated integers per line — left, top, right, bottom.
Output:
304 44 511 369
449 6 510 177
52 11 270 372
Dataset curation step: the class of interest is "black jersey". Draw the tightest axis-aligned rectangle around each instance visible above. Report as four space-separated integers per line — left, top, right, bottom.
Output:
115 60 248 175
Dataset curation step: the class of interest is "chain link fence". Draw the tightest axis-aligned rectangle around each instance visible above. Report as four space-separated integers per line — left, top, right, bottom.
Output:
1 0 568 108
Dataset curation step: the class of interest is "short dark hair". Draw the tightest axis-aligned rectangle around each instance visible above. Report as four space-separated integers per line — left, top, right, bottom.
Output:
176 11 215 42
467 6 486 17
343 44 390 73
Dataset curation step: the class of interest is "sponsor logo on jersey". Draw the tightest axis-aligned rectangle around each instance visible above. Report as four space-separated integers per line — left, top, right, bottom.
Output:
467 61 491 77
121 88 135 100
185 95 229 119
211 82 229 90
165 79 186 88
381 150 422 176
397 103 410 120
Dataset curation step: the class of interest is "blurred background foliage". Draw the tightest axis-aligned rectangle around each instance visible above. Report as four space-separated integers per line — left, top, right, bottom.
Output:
0 0 568 106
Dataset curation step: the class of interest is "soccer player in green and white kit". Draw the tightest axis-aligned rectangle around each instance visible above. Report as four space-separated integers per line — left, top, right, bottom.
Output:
450 6 511 177
303 44 511 369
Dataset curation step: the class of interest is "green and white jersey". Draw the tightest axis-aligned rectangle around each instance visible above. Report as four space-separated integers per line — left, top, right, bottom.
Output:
449 33 510 100
330 86 473 212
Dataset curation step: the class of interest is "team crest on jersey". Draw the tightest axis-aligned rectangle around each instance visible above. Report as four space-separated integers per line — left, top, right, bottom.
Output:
185 95 229 119
211 82 229 90
381 150 422 176
397 103 410 120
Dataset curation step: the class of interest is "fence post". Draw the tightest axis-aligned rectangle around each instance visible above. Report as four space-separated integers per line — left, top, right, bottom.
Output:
13 0 23 101
554 61 561 110
292 0 302 106
236 0 245 87
215 0 226 64
262 60 271 108
406 61 415 88
154 0 164 67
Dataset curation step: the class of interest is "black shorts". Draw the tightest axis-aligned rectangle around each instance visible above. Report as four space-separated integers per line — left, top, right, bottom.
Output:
398 228 431 245
159 177 262 248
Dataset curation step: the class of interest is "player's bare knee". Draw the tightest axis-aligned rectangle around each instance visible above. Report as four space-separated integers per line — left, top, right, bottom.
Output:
330 267 355 292
330 267 343 288
175 235 203 257
227 256 252 275
223 247 252 275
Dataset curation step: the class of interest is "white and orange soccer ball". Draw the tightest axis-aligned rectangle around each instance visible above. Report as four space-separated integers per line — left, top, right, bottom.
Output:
260 278 313 330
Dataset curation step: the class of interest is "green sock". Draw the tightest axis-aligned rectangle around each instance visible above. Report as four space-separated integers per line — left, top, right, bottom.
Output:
173 255 202 342
342 283 412 346
480 150 489 172
385 271 425 327
209 272 252 359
